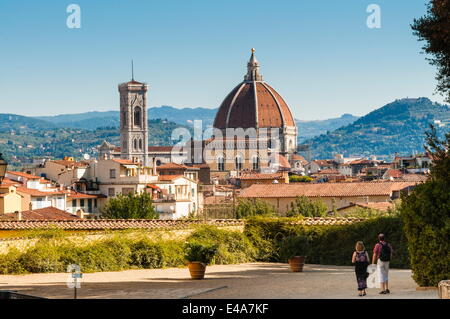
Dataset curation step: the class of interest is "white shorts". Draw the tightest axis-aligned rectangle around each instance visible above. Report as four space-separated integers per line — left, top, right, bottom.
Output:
377 260 389 283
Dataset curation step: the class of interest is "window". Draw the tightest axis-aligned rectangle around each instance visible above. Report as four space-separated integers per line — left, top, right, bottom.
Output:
139 138 143 150
134 106 142 126
110 169 116 179
217 156 224 171
133 139 137 150
108 188 115 197
156 160 161 166
80 199 85 207
252 156 260 170
235 155 243 170
72 199 76 207
94 199 97 208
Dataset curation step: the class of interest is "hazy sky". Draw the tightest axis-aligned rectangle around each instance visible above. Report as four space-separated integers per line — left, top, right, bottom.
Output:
0 0 445 120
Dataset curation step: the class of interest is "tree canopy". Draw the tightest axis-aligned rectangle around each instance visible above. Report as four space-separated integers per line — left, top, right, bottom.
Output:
412 0 450 102
102 192 158 219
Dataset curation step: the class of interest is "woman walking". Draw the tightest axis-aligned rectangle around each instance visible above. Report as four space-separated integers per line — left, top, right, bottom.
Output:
352 241 370 296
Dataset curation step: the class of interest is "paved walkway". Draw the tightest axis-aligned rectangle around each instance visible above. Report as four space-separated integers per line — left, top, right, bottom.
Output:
0 263 437 299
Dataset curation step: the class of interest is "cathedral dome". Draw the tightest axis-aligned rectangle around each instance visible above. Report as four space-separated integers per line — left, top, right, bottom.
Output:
213 49 295 130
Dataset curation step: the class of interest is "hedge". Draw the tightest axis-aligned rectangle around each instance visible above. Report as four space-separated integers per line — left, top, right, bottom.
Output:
0 218 411 274
243 216 410 268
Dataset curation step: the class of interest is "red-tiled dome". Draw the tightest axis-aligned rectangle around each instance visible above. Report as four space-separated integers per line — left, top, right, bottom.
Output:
214 50 295 129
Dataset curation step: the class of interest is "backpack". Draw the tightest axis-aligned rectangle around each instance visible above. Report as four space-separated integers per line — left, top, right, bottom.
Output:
379 242 391 262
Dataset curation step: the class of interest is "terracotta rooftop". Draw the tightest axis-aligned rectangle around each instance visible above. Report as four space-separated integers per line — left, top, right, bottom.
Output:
112 159 137 165
2 207 80 221
51 160 89 168
157 163 188 170
315 169 341 175
67 191 106 199
7 171 41 180
384 169 403 178
16 187 65 197
148 146 174 152
291 154 308 164
239 181 418 198
351 201 395 212
239 172 286 180
0 218 366 230
157 175 184 181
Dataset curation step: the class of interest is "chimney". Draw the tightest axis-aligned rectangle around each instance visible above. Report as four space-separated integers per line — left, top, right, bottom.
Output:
152 157 157 175
14 211 22 221
76 209 84 219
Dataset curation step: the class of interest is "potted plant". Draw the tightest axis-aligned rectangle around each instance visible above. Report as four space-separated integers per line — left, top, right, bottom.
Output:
280 235 310 272
184 242 218 279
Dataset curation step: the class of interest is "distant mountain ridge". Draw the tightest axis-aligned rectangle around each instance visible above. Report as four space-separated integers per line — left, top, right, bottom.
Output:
34 105 359 140
303 97 450 159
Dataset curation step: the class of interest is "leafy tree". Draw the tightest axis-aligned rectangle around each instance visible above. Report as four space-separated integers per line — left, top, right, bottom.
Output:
412 0 450 102
102 192 158 219
235 198 277 219
286 196 328 217
400 125 450 286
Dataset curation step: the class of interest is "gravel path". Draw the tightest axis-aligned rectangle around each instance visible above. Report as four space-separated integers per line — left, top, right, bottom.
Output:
0 263 437 299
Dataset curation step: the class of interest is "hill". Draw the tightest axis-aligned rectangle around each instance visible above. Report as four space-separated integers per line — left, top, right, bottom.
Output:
35 106 218 130
296 114 359 142
303 98 450 159
0 116 190 169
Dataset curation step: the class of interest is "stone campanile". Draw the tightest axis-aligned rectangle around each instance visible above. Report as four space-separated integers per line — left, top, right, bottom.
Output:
118 78 149 166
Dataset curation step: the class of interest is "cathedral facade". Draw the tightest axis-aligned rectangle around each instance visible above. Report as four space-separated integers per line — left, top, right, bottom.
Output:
99 49 299 181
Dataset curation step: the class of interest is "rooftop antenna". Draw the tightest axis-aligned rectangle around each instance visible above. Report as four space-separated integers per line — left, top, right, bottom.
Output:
131 59 134 81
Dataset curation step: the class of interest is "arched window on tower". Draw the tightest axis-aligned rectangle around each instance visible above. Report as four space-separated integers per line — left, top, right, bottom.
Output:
235 155 243 171
252 155 260 170
217 156 224 171
134 106 142 126
133 139 137 150
139 138 143 150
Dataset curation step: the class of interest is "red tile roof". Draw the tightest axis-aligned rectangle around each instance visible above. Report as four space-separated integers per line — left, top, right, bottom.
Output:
16 187 65 197
67 191 106 199
148 146 174 152
112 159 137 165
158 175 184 181
3 207 80 221
352 202 394 212
239 172 286 180
239 182 417 198
0 218 365 230
157 163 188 170
384 169 403 178
7 171 41 180
51 160 89 168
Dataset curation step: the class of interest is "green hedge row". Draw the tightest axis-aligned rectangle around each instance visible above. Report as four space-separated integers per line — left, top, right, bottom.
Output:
243 216 410 269
0 217 410 274
0 226 255 275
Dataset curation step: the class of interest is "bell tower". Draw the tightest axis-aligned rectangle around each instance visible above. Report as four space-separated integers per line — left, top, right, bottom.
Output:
118 71 149 166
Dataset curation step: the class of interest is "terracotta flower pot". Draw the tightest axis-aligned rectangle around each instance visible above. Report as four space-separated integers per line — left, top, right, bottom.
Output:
188 262 206 279
288 256 306 272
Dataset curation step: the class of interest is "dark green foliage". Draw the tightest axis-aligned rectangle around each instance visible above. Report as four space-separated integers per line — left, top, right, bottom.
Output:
412 0 450 103
303 98 450 159
278 235 311 262
286 196 328 217
102 192 158 219
235 198 277 219
19 239 65 273
184 242 218 265
244 217 410 268
289 175 313 183
0 248 26 274
399 125 450 286
130 239 184 268
186 226 257 264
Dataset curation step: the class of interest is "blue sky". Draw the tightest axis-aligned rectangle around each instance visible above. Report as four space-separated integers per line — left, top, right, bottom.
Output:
0 0 444 120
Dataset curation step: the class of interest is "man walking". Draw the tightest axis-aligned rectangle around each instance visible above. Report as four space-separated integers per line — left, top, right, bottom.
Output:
372 233 393 294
